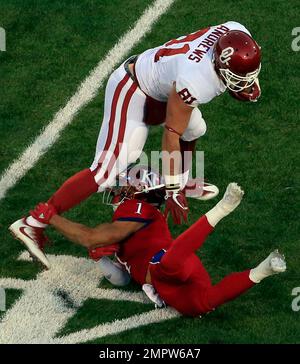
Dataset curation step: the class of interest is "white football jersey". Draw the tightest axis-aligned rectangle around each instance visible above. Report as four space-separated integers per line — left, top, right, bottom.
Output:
135 21 251 107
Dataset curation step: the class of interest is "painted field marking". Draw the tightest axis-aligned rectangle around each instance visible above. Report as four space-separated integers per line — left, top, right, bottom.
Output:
0 252 179 344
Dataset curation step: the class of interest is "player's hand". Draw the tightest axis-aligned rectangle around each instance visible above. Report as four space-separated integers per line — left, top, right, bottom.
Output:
88 243 120 261
164 188 189 225
30 202 58 224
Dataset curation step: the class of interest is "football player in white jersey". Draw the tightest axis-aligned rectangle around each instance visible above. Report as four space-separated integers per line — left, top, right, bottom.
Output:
10 21 261 269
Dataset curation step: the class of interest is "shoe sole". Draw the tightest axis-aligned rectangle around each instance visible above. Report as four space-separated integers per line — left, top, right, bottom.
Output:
9 224 50 270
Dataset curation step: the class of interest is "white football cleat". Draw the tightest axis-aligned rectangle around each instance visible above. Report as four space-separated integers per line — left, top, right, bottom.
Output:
269 250 287 274
185 182 219 201
9 218 50 269
249 249 287 283
220 182 244 213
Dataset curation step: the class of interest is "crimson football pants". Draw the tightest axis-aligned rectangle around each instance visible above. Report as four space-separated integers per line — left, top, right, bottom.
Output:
150 216 255 316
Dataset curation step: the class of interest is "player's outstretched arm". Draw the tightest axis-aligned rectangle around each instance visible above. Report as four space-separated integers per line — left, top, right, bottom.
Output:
50 215 144 249
30 201 146 248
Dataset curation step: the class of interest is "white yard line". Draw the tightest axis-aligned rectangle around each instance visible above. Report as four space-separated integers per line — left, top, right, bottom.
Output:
0 278 30 290
51 308 179 344
0 0 175 201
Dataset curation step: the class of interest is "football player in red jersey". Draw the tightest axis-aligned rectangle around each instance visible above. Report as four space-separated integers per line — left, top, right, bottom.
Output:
28 167 286 317
10 22 262 269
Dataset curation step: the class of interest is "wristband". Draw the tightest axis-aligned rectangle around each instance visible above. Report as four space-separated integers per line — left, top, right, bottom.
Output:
164 125 182 137
164 172 189 190
164 174 181 187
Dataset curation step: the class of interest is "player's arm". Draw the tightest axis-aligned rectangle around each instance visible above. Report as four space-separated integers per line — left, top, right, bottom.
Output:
49 215 144 249
162 84 193 224
163 84 193 177
49 214 145 249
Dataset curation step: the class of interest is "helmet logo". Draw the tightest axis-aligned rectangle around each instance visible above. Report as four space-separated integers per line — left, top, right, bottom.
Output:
140 170 159 188
220 47 234 66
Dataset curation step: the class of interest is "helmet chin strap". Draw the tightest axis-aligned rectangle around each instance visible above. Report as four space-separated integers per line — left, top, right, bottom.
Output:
134 183 165 195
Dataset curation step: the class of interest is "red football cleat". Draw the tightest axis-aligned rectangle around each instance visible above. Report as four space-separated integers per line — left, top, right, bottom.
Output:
9 218 51 269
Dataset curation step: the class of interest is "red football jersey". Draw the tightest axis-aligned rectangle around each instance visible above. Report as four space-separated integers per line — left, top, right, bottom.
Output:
113 199 173 285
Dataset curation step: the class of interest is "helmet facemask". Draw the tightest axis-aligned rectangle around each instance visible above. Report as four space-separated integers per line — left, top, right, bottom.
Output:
102 165 166 210
219 64 261 92
102 185 136 211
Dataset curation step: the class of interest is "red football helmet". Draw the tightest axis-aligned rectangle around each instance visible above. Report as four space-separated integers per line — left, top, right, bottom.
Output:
213 30 261 92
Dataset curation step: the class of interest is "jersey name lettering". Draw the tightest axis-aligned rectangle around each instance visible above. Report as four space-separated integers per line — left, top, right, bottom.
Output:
188 25 230 63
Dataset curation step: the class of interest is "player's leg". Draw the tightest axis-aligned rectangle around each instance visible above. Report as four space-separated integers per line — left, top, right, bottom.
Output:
200 250 286 312
47 69 134 214
155 247 286 316
157 183 244 277
90 79 148 191
88 245 131 286
153 250 286 316
10 63 148 268
89 86 149 285
98 257 131 286
9 68 129 268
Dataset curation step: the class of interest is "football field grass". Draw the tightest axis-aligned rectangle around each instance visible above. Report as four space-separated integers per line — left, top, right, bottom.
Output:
0 0 299 343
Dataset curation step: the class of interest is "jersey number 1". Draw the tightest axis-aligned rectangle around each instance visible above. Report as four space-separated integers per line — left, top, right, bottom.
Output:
135 202 143 215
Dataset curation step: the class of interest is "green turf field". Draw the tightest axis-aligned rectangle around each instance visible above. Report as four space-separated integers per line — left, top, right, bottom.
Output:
0 0 299 343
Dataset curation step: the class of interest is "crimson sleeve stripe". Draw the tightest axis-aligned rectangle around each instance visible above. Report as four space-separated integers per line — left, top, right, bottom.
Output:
97 82 138 185
94 73 130 173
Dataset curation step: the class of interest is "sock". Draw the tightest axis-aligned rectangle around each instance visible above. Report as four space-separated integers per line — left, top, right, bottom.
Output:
47 168 98 214
180 139 197 170
205 203 229 227
26 169 98 228
249 251 286 283
205 183 243 227
26 216 47 228
98 257 131 286
205 196 239 227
